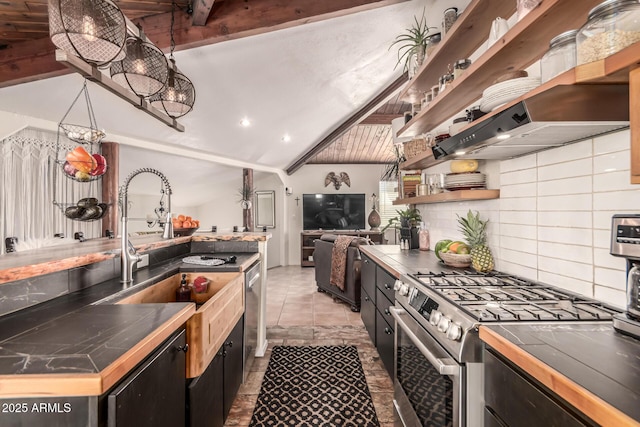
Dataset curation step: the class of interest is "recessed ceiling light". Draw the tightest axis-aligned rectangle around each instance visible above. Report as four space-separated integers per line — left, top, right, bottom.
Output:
497 134 511 140
454 150 466 156
282 134 291 142
240 118 251 127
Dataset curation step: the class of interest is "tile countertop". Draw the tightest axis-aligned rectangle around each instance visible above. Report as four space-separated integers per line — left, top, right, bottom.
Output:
360 245 640 426
0 232 270 284
480 324 640 427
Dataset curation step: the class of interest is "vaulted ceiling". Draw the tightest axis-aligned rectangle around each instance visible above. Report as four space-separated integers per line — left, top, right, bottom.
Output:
0 0 447 190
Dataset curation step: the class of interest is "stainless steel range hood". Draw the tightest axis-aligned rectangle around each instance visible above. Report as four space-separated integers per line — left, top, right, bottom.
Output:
431 84 630 160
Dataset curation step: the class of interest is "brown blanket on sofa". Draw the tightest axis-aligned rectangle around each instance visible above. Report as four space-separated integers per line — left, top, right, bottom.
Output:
329 235 357 291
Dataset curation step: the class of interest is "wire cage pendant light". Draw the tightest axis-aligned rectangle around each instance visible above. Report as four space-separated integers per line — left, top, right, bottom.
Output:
110 35 169 98
48 0 127 66
149 2 195 118
150 58 196 118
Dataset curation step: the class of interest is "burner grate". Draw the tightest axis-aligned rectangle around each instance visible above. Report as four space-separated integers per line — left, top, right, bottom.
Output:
409 272 618 322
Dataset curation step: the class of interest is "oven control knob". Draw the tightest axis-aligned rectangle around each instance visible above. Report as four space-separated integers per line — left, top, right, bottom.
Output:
429 310 443 326
446 324 462 341
437 316 451 333
399 284 410 296
393 280 402 291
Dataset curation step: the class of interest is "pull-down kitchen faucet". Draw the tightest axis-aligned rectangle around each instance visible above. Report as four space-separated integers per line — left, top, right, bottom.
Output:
119 168 174 285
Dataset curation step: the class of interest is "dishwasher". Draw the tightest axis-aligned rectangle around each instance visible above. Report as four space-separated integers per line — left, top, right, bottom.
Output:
244 261 261 380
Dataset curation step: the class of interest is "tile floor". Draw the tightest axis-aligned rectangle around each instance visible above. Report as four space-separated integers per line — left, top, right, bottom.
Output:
224 265 395 427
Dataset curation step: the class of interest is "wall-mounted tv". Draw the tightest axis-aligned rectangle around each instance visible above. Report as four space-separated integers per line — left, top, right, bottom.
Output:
303 193 366 230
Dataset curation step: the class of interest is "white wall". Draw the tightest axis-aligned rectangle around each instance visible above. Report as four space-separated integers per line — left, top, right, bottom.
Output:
286 163 385 265
419 129 635 309
195 185 244 233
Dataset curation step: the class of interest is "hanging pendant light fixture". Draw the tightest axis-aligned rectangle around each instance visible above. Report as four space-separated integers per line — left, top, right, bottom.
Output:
149 2 196 118
110 29 169 98
48 0 127 66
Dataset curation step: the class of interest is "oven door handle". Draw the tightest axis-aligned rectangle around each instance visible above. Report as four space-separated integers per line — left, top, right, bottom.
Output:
390 306 459 376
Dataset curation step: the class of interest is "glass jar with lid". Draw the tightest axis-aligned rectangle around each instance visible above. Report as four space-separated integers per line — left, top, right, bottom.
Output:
576 0 640 65
442 7 459 36
540 29 577 83
426 32 442 57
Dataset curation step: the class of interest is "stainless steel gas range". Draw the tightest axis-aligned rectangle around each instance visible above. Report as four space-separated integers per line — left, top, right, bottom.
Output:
391 270 619 427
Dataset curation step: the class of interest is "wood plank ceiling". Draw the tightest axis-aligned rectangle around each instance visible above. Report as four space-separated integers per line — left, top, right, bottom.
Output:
0 0 410 167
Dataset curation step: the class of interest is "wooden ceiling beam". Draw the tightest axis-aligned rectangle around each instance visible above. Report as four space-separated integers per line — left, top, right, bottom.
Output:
360 113 401 125
192 0 216 26
285 73 408 175
0 0 408 88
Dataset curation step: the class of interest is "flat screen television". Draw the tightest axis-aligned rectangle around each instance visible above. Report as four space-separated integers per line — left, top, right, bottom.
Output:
303 193 366 230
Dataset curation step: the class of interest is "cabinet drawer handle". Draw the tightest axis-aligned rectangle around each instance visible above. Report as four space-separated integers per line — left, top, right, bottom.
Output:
384 327 392 335
364 296 370 301
364 259 369 264
177 344 189 353
384 308 390 315
384 283 391 290
225 341 233 348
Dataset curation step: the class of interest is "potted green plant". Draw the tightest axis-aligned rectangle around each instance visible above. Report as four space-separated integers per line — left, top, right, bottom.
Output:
382 207 422 249
389 10 435 73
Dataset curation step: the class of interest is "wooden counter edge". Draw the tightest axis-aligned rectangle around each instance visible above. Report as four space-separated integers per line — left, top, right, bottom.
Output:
359 247 401 279
0 304 195 398
479 326 640 427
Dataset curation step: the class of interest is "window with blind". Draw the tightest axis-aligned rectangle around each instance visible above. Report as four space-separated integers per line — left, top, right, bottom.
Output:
378 180 407 230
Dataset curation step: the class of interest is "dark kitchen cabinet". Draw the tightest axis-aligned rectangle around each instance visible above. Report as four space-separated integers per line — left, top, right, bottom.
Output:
375 308 395 378
484 348 595 427
108 329 187 427
187 315 244 427
361 288 376 344
361 253 397 379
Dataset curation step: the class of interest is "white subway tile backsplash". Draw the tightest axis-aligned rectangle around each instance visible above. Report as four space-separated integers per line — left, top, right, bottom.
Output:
593 210 624 230
538 271 593 298
594 247 626 270
593 151 630 174
501 248 538 269
537 140 592 166
593 129 630 155
500 168 537 186
538 256 593 282
593 170 636 192
500 223 537 239
500 154 537 173
538 241 592 264
499 260 538 281
594 190 640 211
538 211 592 228
538 226 592 246
500 197 537 211
593 229 613 250
538 194 592 211
499 182 537 198
594 286 626 309
500 210 537 225
538 158 592 181
537 176 592 196
594 267 626 291
501 235 537 254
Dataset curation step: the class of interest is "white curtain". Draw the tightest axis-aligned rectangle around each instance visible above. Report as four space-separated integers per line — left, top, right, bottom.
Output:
0 128 100 254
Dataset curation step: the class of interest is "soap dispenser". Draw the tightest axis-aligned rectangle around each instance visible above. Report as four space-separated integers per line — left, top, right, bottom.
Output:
176 274 192 302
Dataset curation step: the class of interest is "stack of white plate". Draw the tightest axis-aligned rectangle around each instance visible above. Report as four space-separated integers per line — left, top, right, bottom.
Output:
479 77 541 112
444 172 486 190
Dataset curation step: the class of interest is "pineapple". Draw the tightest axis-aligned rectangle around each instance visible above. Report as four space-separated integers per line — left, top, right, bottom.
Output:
457 210 494 272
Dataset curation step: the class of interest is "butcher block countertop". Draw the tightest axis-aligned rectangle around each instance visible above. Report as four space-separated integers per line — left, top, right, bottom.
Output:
480 324 640 427
0 232 270 284
0 303 194 397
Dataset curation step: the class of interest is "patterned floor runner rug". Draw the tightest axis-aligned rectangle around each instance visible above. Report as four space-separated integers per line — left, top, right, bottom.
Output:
249 345 380 427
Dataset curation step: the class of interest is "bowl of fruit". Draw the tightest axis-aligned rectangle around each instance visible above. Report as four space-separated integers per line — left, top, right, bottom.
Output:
435 240 472 268
172 214 200 236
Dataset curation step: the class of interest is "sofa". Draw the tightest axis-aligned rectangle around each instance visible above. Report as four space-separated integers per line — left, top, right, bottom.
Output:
313 234 370 312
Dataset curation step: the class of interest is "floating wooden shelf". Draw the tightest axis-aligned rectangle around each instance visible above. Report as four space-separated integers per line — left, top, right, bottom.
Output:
393 189 500 205
401 147 443 171
398 0 603 138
